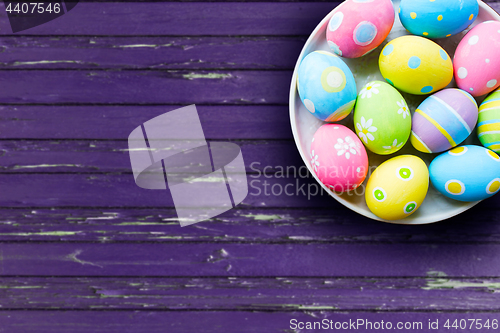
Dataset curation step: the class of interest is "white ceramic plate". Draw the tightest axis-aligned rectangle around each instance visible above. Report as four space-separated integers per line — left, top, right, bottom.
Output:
289 0 500 224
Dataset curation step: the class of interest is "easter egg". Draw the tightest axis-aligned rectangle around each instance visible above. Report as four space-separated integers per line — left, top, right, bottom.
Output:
310 124 368 192
365 155 429 220
353 80 411 155
399 0 478 39
454 21 500 97
298 51 357 122
410 88 478 153
326 0 394 58
379 36 453 95
429 145 500 202
478 88 500 152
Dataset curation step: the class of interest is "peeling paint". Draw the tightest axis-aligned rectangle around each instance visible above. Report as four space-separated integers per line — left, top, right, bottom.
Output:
241 213 282 221
113 44 172 48
424 278 500 291
13 60 82 66
182 73 232 80
12 164 86 169
0 231 79 236
66 249 103 268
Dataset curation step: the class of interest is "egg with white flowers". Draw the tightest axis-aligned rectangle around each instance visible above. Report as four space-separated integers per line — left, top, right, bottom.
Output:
379 36 453 95
430 145 500 202
297 51 357 122
365 155 429 220
326 0 395 58
454 21 500 97
310 124 368 192
354 80 411 155
399 0 478 39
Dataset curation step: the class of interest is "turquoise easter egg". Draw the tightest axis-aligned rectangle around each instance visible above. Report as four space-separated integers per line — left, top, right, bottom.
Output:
430 145 500 202
399 0 478 39
297 50 357 122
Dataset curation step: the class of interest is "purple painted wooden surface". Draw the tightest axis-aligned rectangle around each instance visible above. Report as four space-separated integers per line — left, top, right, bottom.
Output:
1 0 500 330
0 243 499 276
2 312 500 333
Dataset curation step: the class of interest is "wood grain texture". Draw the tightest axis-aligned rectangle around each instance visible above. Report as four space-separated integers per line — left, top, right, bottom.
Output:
0 206 497 242
0 36 306 69
0 276 499 310
0 105 293 139
0 70 292 104
0 242 498 276
0 140 301 173
0 311 498 333
0 3 339 36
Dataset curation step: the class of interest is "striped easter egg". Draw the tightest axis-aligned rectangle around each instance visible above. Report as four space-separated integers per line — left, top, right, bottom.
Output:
478 88 500 153
410 88 478 153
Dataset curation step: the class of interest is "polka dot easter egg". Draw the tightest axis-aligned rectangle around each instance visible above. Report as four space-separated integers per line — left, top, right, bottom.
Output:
399 0 478 39
411 88 478 153
326 0 394 58
365 155 429 220
379 36 453 95
297 51 357 122
454 21 500 97
354 80 411 155
478 88 500 153
310 124 368 192
430 145 500 202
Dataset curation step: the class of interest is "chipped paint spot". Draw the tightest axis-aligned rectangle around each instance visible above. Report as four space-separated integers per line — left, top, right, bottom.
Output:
113 44 172 48
66 249 103 268
182 73 232 80
12 164 86 169
241 213 282 221
13 60 82 66
424 278 500 292
0 231 79 236
183 176 226 183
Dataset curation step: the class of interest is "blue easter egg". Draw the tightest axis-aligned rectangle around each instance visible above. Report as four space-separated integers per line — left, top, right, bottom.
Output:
297 50 357 122
399 0 478 39
430 145 500 202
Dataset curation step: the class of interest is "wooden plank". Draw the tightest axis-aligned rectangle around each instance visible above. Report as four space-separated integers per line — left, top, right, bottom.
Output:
0 3 339 36
0 206 495 242
0 311 498 333
0 276 499 310
0 105 293 140
0 140 301 173
0 173 498 209
0 70 290 104
0 242 499 276
0 173 339 208
0 36 305 69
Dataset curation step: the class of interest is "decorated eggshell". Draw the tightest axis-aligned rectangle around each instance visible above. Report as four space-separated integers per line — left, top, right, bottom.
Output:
478 88 500 152
399 0 478 39
365 155 429 220
353 81 411 155
297 51 357 122
454 21 500 97
326 0 394 58
429 145 500 202
310 124 368 192
379 36 453 95
410 88 478 153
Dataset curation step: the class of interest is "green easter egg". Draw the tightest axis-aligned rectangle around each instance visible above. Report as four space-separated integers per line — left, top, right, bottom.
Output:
353 80 412 155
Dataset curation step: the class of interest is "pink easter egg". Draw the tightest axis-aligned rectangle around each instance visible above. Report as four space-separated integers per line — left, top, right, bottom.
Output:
326 0 395 58
310 124 369 192
454 21 500 97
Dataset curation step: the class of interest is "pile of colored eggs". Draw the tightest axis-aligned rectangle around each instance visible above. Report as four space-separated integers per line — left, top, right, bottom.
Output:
298 0 500 221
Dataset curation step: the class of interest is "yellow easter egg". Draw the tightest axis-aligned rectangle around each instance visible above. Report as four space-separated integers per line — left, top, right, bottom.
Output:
379 36 453 95
365 155 429 220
